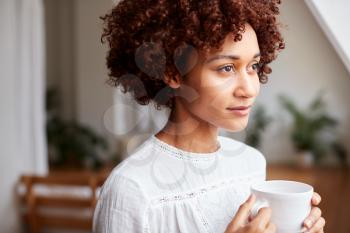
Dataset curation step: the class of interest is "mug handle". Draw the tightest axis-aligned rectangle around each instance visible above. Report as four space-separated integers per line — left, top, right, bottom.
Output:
250 198 269 218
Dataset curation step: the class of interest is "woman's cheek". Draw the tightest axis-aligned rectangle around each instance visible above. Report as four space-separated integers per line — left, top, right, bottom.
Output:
253 76 261 96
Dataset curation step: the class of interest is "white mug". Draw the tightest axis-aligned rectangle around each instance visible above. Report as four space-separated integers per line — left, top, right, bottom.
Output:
250 180 314 233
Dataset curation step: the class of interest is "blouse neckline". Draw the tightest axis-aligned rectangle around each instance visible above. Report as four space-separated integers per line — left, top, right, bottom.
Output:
150 134 222 161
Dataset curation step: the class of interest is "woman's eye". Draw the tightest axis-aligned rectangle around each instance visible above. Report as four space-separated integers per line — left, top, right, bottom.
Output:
217 65 235 73
250 63 260 72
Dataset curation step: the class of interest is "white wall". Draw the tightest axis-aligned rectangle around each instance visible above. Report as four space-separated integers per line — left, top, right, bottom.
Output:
45 0 118 158
45 0 76 121
305 0 350 74
256 0 350 164
74 0 118 155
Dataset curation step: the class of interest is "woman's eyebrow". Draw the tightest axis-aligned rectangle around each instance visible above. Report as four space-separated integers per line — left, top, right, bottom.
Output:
205 52 261 64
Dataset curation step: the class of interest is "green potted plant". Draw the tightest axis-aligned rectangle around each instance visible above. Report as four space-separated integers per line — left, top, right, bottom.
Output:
46 87 109 170
245 104 273 148
278 90 342 166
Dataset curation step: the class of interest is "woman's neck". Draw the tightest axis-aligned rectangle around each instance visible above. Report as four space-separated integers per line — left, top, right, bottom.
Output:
155 100 220 154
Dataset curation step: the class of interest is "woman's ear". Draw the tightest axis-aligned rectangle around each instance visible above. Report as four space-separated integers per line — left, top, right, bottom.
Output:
164 74 181 89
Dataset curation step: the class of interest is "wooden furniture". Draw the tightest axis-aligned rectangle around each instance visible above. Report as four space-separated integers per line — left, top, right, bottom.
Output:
267 164 350 233
17 171 108 233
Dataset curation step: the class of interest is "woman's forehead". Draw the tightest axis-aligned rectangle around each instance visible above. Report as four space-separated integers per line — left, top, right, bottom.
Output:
206 29 260 61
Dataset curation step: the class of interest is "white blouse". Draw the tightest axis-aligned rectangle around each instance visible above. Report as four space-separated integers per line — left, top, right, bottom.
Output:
93 134 266 233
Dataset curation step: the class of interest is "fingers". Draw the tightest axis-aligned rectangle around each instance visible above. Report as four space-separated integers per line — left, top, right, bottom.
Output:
308 217 326 233
226 194 256 232
303 207 322 229
251 207 272 230
305 193 324 233
234 194 256 225
311 192 321 205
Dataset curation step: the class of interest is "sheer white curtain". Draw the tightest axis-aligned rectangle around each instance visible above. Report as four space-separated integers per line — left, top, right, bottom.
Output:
0 0 47 231
17 0 48 175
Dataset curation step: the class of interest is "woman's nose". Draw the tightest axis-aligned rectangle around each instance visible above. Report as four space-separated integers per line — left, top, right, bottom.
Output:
233 71 259 98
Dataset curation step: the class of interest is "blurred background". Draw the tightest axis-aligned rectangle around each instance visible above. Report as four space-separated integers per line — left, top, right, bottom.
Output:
1 0 349 232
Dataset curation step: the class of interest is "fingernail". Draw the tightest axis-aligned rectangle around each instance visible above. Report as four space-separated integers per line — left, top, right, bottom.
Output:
301 227 307 232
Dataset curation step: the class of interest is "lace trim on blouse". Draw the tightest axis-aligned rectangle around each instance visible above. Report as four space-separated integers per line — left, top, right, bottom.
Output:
150 135 222 161
149 171 264 206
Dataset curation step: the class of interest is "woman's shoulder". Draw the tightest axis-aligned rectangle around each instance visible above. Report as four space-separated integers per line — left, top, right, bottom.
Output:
98 137 155 197
99 161 144 195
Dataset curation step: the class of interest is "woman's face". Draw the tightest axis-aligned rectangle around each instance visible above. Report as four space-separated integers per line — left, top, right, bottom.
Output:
177 23 261 132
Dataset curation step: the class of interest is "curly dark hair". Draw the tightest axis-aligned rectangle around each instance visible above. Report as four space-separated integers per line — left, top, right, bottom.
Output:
100 0 285 110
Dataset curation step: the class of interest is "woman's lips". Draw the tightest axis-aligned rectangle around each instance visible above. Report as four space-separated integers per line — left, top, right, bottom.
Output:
226 105 251 116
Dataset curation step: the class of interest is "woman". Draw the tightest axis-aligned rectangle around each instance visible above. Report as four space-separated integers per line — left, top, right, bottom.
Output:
93 0 325 232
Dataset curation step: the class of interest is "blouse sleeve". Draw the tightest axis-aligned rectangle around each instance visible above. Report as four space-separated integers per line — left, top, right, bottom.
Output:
92 174 149 233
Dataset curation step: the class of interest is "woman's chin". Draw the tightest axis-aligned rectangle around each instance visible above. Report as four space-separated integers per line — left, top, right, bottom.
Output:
220 118 249 132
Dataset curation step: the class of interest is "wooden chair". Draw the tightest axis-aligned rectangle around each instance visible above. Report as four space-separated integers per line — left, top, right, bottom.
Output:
17 172 108 233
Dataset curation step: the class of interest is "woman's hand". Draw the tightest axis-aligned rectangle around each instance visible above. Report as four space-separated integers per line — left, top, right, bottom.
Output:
301 192 325 233
225 194 276 233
